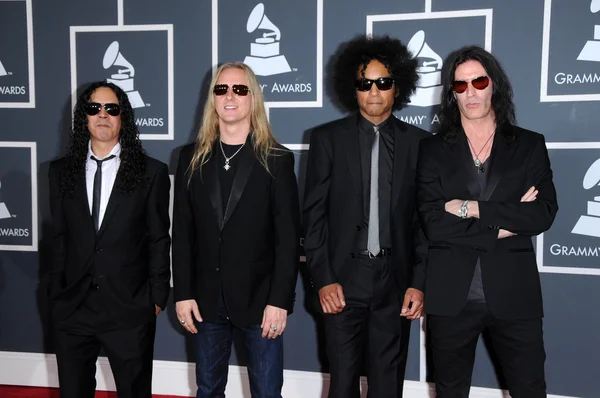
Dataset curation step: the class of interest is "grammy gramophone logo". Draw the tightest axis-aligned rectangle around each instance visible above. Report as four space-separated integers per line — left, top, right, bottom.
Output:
407 30 443 107
577 0 600 63
0 60 7 77
0 181 12 220
243 3 292 76
572 158 600 238
103 41 145 108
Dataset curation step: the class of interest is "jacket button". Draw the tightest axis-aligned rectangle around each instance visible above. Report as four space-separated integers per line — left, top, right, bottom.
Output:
95 248 102 253
355 225 361 231
215 267 220 272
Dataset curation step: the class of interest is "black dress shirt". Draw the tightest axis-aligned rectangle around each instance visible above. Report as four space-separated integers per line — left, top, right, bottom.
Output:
218 141 244 212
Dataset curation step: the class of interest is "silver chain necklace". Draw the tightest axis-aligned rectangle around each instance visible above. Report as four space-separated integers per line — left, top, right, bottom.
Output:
219 140 245 171
466 132 495 169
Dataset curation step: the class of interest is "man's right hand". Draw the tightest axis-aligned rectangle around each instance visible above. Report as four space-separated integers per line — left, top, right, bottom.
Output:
175 299 202 334
318 283 346 314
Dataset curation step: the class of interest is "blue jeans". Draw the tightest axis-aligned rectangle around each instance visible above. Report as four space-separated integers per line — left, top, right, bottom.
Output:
193 297 283 398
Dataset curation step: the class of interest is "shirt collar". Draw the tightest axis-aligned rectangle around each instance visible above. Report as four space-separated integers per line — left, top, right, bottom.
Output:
357 113 393 134
87 141 121 161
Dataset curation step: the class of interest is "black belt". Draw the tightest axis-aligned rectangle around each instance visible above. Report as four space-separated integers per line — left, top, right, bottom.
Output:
356 248 392 258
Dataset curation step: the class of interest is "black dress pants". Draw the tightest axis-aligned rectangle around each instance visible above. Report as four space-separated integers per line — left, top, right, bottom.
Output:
428 301 546 398
53 288 156 398
324 255 411 398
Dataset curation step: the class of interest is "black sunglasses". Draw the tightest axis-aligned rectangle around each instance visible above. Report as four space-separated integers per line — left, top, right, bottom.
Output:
355 77 395 92
213 84 251 96
85 102 121 117
452 76 490 93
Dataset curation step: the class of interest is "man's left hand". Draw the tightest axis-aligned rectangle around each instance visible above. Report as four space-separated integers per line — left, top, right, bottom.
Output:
155 305 161 316
401 288 424 320
261 305 288 339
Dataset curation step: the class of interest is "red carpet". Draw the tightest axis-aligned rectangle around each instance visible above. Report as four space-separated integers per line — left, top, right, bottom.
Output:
0 385 191 397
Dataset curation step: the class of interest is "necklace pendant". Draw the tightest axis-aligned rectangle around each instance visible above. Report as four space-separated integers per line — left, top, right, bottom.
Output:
224 161 231 171
474 158 482 168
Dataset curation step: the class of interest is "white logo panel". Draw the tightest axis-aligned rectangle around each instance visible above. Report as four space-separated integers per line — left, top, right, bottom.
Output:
215 0 323 106
0 142 38 252
70 25 174 140
541 0 600 102
538 147 600 275
0 0 35 108
367 9 492 132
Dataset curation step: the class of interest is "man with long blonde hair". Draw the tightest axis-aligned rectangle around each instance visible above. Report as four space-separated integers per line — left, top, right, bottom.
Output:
172 62 301 398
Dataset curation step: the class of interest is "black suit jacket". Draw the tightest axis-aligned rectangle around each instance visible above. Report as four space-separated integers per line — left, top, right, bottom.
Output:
417 125 558 320
48 155 171 328
172 138 301 327
303 114 429 297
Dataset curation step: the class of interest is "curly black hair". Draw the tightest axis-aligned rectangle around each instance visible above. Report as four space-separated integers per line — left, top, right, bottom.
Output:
438 46 516 142
60 81 146 198
332 35 418 111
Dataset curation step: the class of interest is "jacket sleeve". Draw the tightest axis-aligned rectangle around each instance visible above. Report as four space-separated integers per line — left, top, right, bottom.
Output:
146 163 172 310
48 162 67 299
417 139 499 251
478 134 558 236
171 147 197 302
268 151 301 311
302 129 338 289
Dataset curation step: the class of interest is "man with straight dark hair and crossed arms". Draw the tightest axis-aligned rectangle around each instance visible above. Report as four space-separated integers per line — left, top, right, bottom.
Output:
417 46 558 397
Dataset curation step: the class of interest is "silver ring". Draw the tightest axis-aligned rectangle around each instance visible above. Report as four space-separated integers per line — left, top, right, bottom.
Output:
271 325 277 332
180 319 186 324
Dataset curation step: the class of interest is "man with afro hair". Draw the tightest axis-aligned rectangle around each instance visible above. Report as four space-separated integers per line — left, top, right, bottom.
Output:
303 35 429 397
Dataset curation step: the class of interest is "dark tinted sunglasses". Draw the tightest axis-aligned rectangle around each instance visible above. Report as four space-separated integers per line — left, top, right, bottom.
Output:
452 76 490 93
355 77 395 92
85 102 121 116
213 84 250 96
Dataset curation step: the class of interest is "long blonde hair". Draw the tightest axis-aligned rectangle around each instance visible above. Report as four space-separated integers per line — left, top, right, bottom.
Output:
188 62 279 182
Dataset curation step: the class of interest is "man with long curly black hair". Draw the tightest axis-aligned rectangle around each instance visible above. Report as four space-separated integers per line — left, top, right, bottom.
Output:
303 35 429 397
417 46 557 397
48 81 171 398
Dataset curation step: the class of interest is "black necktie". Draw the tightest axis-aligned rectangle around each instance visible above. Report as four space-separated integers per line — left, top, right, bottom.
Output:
91 155 116 232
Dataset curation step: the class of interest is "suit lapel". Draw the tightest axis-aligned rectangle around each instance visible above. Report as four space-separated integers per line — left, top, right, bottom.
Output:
341 115 363 207
482 125 519 201
96 168 126 236
440 134 480 199
205 150 225 230
74 172 95 235
458 134 481 199
391 118 408 215
222 137 256 228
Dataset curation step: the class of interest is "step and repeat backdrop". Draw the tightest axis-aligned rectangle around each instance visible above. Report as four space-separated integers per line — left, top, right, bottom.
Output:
0 0 599 396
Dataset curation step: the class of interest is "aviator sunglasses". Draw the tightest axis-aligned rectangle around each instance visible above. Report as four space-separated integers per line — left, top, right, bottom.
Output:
452 75 490 94
213 84 251 96
85 102 121 117
355 77 395 92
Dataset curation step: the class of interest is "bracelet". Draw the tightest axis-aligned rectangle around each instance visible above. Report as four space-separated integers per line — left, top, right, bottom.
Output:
458 200 469 218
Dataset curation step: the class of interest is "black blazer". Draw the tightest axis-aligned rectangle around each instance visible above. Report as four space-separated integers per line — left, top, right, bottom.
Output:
303 114 429 296
172 138 301 327
417 125 558 320
48 155 171 328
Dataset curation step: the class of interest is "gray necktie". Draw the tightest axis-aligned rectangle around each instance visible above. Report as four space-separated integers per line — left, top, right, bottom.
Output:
367 125 380 256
